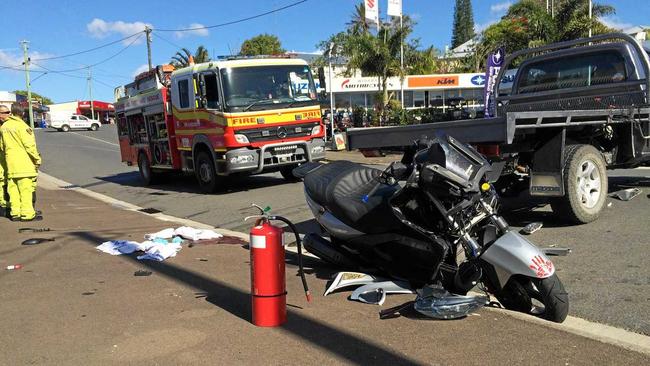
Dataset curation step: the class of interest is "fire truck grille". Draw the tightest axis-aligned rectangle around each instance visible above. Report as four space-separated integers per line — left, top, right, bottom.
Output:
235 122 318 142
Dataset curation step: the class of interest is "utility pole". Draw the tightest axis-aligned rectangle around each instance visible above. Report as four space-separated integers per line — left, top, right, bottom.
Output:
145 26 153 71
87 67 95 120
20 40 34 129
589 0 594 38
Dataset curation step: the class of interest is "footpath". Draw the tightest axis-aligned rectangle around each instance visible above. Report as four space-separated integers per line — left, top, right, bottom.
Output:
0 175 649 365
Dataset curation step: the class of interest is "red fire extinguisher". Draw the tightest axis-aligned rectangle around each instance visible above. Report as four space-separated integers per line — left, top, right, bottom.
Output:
247 205 311 327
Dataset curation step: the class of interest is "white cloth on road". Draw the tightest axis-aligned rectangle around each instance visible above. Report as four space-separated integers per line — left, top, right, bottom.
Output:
136 242 182 262
174 226 222 241
96 240 146 255
144 228 176 240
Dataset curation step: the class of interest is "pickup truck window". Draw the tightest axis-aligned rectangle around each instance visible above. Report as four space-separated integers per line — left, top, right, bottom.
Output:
518 50 627 94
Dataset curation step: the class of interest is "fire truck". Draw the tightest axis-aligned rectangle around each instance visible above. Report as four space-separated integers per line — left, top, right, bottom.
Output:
114 57 326 192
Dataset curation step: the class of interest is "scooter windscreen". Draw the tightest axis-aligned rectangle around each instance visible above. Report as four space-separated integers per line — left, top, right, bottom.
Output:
419 134 491 192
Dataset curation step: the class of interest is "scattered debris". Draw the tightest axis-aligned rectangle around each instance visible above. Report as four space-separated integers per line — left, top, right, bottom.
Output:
541 248 572 256
196 258 209 262
188 236 248 247
18 227 51 233
134 270 152 276
350 281 415 305
324 272 382 296
379 300 415 319
520 222 543 235
81 292 95 296
139 207 163 214
21 238 55 246
5 264 23 270
607 202 612 208
414 286 488 319
609 188 642 201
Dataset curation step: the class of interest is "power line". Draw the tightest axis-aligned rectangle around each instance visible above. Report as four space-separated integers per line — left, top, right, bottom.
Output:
29 34 143 73
32 63 86 79
31 31 144 61
152 31 184 50
155 0 308 32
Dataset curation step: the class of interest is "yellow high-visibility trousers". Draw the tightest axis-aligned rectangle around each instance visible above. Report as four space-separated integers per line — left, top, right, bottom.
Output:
0 177 6 209
7 177 36 219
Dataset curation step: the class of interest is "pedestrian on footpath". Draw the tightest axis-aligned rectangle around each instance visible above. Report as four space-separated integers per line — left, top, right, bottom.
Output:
0 105 8 218
0 103 42 221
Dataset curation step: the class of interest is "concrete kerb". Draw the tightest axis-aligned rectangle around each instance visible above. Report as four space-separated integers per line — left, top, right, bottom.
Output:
37 172 248 241
37 171 650 357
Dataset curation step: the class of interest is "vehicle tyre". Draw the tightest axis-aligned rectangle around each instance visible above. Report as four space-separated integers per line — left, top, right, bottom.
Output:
61 125 70 132
138 152 157 186
496 274 569 323
280 164 300 182
90 123 99 131
550 144 607 224
195 151 223 193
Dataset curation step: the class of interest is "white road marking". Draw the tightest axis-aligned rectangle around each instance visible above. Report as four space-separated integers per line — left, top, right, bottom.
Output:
71 132 120 147
37 171 650 356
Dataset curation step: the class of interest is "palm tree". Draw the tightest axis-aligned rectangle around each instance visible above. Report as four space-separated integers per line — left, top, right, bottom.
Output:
170 46 211 68
347 2 370 35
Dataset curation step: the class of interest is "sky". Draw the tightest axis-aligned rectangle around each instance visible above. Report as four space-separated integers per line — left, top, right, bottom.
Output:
1 0 648 103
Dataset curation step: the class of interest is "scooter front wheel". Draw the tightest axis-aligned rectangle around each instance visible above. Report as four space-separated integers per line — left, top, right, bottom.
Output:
495 274 569 323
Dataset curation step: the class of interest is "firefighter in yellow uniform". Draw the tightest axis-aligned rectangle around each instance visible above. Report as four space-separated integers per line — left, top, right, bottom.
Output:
0 104 42 221
0 106 7 216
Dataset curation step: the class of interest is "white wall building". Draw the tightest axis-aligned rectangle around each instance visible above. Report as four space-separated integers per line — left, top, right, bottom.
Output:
0 91 17 109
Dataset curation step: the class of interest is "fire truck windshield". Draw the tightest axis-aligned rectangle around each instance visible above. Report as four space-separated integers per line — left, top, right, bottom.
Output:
220 65 318 112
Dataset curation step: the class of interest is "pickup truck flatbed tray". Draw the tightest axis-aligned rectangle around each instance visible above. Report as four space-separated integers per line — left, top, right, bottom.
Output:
345 117 507 150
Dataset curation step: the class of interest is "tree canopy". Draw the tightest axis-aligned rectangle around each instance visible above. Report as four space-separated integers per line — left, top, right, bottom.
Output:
451 0 475 49
170 46 211 68
239 34 285 56
13 90 53 105
463 0 615 71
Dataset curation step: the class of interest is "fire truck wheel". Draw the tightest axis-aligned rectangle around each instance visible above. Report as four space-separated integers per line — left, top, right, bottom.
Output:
138 152 157 186
195 151 222 193
280 164 300 181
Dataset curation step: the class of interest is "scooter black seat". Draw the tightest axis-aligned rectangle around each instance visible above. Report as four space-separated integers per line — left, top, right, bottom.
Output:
304 161 359 205
305 160 401 233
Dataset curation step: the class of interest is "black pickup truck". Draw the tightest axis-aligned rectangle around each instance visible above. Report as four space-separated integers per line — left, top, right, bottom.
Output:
345 33 650 224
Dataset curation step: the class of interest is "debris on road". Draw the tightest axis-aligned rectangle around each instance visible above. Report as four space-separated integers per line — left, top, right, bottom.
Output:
414 286 488 320
609 188 642 201
350 281 415 305
18 227 51 233
133 270 152 276
145 227 223 242
520 222 543 235
6 264 23 270
21 238 55 245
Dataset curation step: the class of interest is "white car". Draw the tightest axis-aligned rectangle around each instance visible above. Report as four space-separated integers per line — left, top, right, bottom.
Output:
50 114 100 132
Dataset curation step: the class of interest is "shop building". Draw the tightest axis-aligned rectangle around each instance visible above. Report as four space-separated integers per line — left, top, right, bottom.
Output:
322 69 486 112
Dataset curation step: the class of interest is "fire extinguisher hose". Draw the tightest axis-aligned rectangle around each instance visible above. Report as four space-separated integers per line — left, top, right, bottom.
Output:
269 215 312 302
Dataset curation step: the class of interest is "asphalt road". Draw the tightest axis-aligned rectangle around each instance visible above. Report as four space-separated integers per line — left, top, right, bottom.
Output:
35 125 650 335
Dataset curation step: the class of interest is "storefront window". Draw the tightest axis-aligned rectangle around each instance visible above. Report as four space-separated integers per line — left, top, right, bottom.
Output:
403 91 414 108
350 93 366 108
414 91 425 107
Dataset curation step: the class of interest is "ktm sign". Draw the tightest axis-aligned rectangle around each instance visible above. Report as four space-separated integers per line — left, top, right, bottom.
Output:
407 76 459 88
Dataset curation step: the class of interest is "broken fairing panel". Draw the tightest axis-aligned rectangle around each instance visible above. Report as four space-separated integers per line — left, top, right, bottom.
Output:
414 286 488 319
350 281 415 305
323 272 381 296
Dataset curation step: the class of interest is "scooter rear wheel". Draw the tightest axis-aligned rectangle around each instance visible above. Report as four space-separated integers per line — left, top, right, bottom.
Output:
496 274 569 323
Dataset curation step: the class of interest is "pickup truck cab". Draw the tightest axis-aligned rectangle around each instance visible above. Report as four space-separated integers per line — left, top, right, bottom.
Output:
51 114 101 132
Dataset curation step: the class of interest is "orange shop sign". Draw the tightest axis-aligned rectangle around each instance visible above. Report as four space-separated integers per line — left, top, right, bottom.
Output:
407 75 459 88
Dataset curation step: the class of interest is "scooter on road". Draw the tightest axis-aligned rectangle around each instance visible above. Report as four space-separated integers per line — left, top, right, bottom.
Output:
294 134 569 322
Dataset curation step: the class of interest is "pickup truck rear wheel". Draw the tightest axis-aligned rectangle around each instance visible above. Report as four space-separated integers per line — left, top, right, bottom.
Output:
551 144 607 224
61 125 70 132
195 151 224 193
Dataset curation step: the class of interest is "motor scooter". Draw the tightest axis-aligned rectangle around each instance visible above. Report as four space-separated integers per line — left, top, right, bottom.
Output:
294 134 569 322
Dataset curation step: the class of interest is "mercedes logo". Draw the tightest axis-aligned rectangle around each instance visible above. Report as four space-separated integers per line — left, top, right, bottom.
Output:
277 127 288 138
